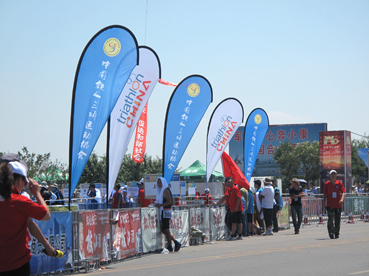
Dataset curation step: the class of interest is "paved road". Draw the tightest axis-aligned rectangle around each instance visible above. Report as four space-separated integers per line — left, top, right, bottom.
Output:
88 222 369 276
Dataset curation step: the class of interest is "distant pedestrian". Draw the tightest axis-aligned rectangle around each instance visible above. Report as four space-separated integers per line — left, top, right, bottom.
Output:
289 178 305 234
260 178 275 236
271 180 282 233
254 179 265 234
323 170 346 239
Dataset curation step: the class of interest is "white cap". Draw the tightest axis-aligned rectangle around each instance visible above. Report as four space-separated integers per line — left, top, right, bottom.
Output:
9 161 29 183
330 170 337 174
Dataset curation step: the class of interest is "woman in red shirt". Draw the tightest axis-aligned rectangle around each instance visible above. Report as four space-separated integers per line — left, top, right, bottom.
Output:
0 161 50 275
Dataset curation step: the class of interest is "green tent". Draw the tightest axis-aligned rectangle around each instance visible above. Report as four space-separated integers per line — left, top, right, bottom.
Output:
179 160 223 182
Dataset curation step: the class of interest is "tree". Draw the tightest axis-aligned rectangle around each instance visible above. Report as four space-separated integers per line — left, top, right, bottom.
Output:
295 141 320 183
273 142 299 181
79 153 106 183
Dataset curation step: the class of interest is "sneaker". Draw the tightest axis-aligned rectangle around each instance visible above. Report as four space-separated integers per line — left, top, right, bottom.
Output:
225 236 232 241
174 241 181 252
231 236 237 241
295 230 299 234
329 233 334 239
335 234 339 239
237 236 243 240
167 245 173 252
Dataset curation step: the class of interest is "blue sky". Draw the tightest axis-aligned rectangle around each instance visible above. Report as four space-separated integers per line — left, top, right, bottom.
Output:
1 0 368 173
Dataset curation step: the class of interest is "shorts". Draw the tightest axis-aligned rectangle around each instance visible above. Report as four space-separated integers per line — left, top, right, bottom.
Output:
161 211 170 230
247 213 253 223
231 211 242 224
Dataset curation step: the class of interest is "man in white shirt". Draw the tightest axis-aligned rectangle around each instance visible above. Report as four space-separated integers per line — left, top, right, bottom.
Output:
260 178 275 236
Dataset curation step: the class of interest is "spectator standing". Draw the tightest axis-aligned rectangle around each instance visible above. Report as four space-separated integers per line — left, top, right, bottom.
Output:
289 178 305 234
112 184 122 208
138 179 151 207
308 182 319 197
254 179 265 233
271 180 282 233
200 188 213 205
247 188 255 236
260 178 275 236
225 177 243 240
122 188 133 208
323 170 346 239
240 187 249 236
0 161 51 275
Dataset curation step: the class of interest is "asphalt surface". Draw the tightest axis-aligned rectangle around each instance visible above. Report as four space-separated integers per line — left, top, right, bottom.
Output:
86 221 369 276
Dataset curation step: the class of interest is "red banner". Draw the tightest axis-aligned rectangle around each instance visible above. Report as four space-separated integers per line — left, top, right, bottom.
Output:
79 211 111 261
132 102 148 163
112 209 141 259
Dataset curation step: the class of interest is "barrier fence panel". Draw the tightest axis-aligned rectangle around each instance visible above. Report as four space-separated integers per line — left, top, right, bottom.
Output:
344 196 369 218
111 208 142 260
78 210 111 261
209 206 227 241
30 212 73 275
141 207 163 253
170 209 190 247
189 206 211 242
301 197 323 222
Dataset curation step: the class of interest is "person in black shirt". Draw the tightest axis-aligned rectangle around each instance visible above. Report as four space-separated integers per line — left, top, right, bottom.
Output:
289 178 305 234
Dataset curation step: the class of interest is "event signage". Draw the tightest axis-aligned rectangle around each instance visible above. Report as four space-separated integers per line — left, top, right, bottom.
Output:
70 25 138 199
162 75 213 184
29 212 73 275
132 102 148 163
319 130 352 192
108 46 160 197
143 173 182 198
206 98 244 183
229 123 327 176
243 108 269 182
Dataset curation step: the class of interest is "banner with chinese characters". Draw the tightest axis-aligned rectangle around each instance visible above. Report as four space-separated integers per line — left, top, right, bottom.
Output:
140 207 163 253
108 46 160 197
132 101 148 163
206 98 244 183
189 207 210 242
209 206 227 241
163 75 213 184
319 130 352 192
243 108 269 182
229 123 327 177
170 209 189 247
70 25 138 198
112 209 142 260
30 212 73 275
78 211 111 261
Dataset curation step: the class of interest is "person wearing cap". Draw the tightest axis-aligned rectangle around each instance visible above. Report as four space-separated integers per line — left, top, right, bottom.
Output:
200 188 213 205
0 161 51 275
260 178 275 236
122 188 133 208
138 179 151 207
323 170 346 239
289 178 305 234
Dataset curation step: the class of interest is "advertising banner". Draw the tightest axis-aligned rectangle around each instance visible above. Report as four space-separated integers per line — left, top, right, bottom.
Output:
108 46 160 197
132 102 148 163
141 207 163 253
319 130 352 192
170 209 189 247
229 123 327 176
143 173 181 199
278 200 290 230
206 98 244 183
112 209 142 260
70 25 138 198
243 108 269 181
189 207 210 242
163 75 213 184
78 211 111 261
30 212 73 275
209 206 227 241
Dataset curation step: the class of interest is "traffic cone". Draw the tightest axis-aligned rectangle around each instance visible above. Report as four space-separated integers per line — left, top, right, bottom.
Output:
347 211 355 224
360 211 365 220
303 214 310 225
318 212 325 224
364 211 369 223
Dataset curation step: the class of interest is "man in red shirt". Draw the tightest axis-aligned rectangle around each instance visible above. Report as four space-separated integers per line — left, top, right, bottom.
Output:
323 170 346 239
138 179 151 207
200 188 213 205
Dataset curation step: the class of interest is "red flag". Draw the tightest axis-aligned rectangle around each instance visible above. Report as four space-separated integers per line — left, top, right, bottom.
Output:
132 102 148 163
221 152 250 190
158 79 177 86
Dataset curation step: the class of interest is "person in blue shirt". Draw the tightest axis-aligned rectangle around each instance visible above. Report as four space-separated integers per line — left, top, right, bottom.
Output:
254 179 265 234
309 182 319 196
247 189 254 236
271 180 283 233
